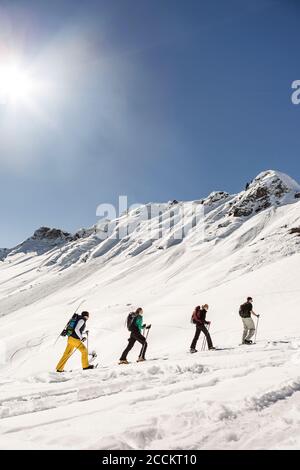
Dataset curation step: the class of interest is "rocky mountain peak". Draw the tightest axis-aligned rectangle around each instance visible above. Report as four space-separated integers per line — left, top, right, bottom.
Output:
229 170 300 218
32 227 76 242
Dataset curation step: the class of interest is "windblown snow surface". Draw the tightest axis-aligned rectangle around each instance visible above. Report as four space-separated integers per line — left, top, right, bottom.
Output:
1 170 300 450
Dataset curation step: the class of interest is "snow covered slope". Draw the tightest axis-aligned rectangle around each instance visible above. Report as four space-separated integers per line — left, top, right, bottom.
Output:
0 169 300 450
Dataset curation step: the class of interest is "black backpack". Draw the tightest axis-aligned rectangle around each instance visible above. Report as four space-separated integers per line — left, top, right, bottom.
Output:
61 313 82 337
239 303 249 318
126 312 138 331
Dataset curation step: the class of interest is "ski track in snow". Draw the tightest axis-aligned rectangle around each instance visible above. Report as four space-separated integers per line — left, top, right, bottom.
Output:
1 340 300 449
1 170 300 449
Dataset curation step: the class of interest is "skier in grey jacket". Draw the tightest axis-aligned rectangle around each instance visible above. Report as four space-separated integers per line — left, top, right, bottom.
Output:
239 297 260 344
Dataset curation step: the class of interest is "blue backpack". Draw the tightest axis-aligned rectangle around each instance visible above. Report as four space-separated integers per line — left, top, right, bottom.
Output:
61 313 81 337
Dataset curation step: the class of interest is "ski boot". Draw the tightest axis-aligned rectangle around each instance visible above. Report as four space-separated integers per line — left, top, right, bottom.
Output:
137 357 146 362
83 365 95 370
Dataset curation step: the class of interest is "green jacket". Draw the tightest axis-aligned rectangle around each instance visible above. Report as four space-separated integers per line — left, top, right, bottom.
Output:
135 315 144 333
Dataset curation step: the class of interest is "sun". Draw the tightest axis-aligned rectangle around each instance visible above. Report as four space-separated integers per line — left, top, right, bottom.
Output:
0 60 38 106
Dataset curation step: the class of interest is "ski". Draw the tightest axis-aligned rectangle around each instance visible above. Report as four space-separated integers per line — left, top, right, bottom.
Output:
56 363 99 373
189 348 234 353
146 357 169 361
267 340 290 344
119 357 168 365
211 347 235 351
80 363 99 371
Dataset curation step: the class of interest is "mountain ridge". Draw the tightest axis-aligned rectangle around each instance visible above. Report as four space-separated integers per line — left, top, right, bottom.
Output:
1 169 299 272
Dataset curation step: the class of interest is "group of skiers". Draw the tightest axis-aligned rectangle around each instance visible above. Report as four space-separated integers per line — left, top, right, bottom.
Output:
56 297 260 372
189 296 260 353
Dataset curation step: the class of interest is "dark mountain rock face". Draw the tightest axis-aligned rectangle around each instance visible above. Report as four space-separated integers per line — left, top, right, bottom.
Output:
32 227 76 242
229 171 297 218
0 248 10 261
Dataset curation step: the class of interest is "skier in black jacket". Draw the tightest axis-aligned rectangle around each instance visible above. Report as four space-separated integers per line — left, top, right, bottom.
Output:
190 304 215 352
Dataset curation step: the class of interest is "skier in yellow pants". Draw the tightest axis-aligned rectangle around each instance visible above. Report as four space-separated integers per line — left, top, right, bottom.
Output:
56 311 94 372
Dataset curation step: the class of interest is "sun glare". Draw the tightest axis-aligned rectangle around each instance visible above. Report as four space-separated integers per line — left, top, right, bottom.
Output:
0 61 38 106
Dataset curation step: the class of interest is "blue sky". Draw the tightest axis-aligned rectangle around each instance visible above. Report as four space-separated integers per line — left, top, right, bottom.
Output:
0 0 299 247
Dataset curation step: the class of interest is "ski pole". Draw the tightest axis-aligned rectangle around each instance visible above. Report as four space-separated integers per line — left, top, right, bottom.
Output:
201 323 210 351
201 334 206 351
140 326 151 358
86 330 89 355
201 325 206 351
254 316 260 343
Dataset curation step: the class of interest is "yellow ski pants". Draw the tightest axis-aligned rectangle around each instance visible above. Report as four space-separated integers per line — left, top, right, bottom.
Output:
56 336 89 371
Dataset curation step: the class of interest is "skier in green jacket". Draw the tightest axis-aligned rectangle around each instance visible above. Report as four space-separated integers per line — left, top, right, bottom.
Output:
119 307 151 364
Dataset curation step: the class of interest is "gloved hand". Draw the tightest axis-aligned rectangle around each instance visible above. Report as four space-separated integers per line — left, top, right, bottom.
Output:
146 324 152 329
142 324 146 329
257 314 260 318
81 337 87 342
